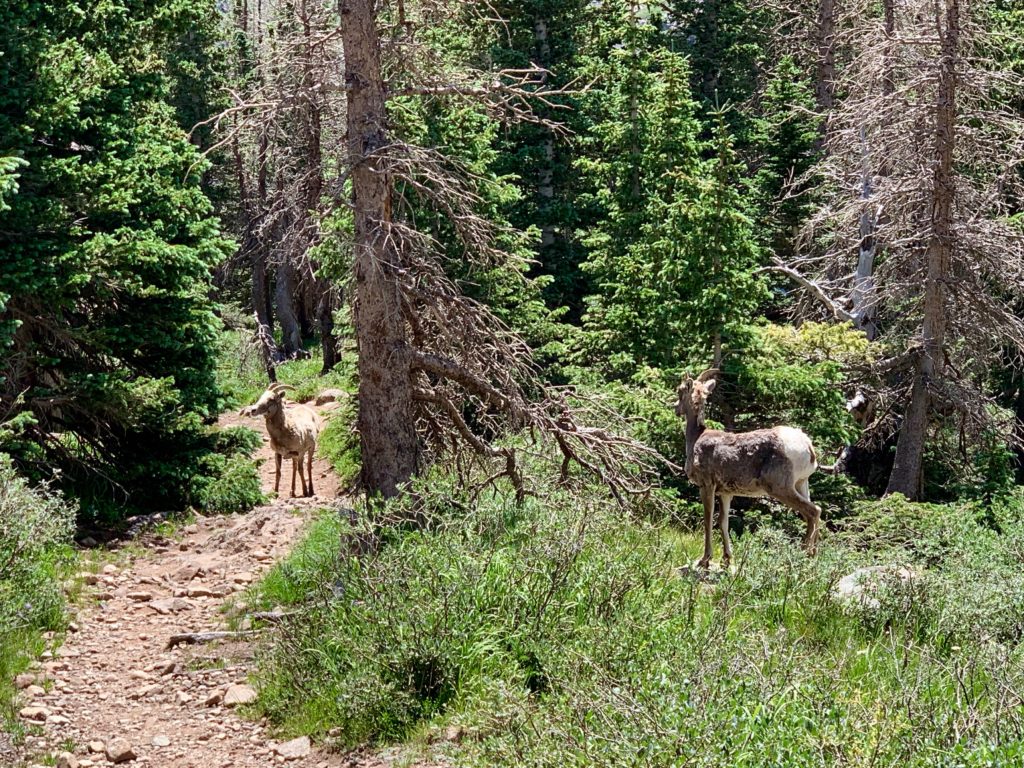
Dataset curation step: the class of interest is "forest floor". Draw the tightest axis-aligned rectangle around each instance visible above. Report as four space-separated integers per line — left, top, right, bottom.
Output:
11 404 425 768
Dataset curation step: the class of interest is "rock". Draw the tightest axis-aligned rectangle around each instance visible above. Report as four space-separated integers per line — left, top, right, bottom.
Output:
129 670 152 681
81 573 100 585
79 536 99 548
47 714 71 725
204 689 224 707
315 388 346 406
14 673 36 689
223 684 257 707
88 741 105 754
128 683 162 700
444 725 465 743
56 752 79 768
151 735 171 747
24 684 46 697
186 585 218 598
19 705 51 721
127 591 152 602
148 598 191 615
175 690 193 705
102 564 118 575
833 565 918 610
105 738 136 763
272 736 311 760
172 564 200 583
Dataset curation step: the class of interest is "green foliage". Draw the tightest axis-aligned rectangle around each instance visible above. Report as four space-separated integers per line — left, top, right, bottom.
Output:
749 55 822 261
0 455 75 721
190 427 265 515
0 0 233 518
249 470 1024 766
721 322 872 452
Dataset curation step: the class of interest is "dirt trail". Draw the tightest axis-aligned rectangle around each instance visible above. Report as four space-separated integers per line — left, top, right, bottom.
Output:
11 403 385 768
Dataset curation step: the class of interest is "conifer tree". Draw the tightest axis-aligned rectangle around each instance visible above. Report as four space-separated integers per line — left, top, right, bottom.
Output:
0 0 232 510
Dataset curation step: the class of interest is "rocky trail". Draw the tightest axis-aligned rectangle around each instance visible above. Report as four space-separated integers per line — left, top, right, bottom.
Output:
10 404 396 768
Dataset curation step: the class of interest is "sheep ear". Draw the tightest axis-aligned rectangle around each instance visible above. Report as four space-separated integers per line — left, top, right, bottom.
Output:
704 379 717 394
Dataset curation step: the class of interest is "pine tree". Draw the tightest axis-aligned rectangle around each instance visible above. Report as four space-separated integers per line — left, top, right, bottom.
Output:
0 0 232 511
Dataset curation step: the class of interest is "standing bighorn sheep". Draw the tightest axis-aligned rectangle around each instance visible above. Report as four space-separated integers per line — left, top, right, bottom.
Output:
240 383 323 498
676 369 822 568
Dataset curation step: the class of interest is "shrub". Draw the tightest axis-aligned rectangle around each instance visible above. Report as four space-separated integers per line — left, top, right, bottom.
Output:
249 472 1024 767
0 454 75 719
189 426 264 514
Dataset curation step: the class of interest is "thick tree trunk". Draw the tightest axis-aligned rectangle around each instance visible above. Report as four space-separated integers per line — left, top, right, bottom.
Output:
886 0 958 498
340 0 419 498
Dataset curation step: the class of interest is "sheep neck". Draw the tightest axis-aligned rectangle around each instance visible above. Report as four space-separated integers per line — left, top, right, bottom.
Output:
684 410 707 475
265 402 287 435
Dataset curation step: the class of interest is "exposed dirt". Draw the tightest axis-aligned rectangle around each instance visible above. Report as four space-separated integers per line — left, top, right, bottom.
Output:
10 402 433 768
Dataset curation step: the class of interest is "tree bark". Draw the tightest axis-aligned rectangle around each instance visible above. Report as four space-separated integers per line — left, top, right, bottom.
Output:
275 257 303 356
340 0 419 498
886 0 959 499
815 0 836 112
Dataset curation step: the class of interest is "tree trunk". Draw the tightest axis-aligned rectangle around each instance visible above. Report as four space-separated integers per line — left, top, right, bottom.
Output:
340 0 419 498
886 0 958 499
275 258 302 356
815 0 836 112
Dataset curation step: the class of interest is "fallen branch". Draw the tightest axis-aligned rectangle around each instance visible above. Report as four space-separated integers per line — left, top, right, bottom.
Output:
166 630 260 649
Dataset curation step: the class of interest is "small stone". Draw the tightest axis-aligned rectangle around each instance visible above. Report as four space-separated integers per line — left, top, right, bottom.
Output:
148 598 190 615
57 752 79 768
175 691 193 705
127 591 152 602
272 736 311 760
102 564 118 575
204 689 224 707
14 673 36 689
129 670 152 681
128 683 162 700
105 738 136 763
315 388 346 405
47 714 71 725
19 705 51 721
88 741 105 754
172 565 200 583
151 735 171 747
187 586 216 598
223 684 257 707
24 684 45 697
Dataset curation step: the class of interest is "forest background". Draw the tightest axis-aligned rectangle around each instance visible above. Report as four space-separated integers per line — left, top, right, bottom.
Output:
3 0 1024 765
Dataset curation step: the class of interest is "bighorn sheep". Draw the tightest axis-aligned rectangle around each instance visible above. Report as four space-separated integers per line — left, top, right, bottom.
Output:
240 383 323 498
676 369 821 568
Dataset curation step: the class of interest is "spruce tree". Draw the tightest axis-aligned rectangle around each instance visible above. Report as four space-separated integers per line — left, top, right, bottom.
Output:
0 0 232 512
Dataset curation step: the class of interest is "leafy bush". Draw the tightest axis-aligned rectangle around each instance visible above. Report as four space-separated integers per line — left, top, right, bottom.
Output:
189 426 264 514
0 454 75 719
249 472 1024 766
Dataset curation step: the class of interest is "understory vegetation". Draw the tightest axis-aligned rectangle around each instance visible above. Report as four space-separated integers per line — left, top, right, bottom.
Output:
248 473 1024 767
0 456 75 723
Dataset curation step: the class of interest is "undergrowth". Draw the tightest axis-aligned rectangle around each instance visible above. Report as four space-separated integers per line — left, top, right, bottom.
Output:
249 472 1024 767
0 455 75 727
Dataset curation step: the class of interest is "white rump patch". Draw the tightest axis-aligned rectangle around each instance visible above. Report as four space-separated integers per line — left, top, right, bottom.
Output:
774 426 815 477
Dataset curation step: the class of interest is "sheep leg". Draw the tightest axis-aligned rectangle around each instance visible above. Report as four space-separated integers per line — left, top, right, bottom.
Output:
698 486 715 569
291 457 299 497
719 493 733 566
274 454 282 494
305 449 314 497
796 478 822 555
775 488 821 556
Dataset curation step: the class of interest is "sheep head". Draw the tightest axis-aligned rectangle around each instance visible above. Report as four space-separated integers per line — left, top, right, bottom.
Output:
675 368 718 420
240 383 294 417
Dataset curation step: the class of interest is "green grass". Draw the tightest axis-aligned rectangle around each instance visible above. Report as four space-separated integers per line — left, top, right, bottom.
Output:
246 469 1024 767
